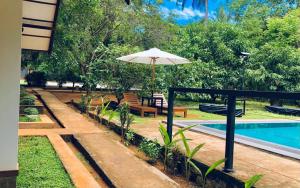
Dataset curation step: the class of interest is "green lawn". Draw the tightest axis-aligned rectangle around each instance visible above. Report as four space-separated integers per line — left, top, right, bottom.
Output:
109 100 299 124
17 137 74 188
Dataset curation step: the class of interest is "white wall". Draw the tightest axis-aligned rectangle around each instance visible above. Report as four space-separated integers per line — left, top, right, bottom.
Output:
0 0 21 171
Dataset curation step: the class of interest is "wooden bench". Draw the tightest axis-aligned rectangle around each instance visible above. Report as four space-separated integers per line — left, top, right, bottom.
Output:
123 93 157 117
153 93 188 118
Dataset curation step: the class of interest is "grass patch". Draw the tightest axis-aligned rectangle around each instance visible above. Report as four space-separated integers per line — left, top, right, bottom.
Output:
108 100 299 125
17 137 74 188
19 115 41 122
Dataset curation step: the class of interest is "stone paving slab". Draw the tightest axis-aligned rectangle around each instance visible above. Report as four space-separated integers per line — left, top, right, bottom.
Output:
48 134 101 188
75 133 179 188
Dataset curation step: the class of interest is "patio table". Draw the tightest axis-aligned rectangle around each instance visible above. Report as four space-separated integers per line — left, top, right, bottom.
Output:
141 96 164 114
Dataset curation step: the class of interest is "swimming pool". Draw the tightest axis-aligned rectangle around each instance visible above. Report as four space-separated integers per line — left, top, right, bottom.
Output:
172 120 300 159
202 122 300 149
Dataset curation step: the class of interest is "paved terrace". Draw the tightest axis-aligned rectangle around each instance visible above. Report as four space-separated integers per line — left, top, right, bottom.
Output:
129 121 300 188
44 90 300 188
19 89 178 188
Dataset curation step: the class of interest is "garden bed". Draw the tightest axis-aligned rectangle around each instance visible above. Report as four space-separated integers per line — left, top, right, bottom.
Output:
19 114 55 129
17 137 74 188
19 104 44 114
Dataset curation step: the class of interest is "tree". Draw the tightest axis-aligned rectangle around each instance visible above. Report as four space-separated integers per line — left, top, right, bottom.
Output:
245 9 300 104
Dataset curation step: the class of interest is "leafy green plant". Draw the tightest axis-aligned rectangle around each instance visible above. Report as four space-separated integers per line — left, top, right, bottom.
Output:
180 131 205 179
23 107 39 115
20 87 29 98
95 97 113 121
78 95 91 114
125 129 135 146
20 115 40 122
178 131 226 187
190 158 225 188
159 124 196 171
118 103 134 144
20 95 36 105
245 174 263 188
26 115 40 122
138 139 161 163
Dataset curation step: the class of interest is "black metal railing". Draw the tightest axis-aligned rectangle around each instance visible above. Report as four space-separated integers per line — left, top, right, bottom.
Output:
167 87 300 172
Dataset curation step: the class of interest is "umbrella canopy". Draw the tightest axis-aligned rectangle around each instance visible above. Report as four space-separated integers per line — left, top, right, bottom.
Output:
116 48 191 82
116 48 190 65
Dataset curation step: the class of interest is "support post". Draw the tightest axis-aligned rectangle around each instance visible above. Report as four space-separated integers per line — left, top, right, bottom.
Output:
224 95 236 173
0 0 21 185
167 88 175 141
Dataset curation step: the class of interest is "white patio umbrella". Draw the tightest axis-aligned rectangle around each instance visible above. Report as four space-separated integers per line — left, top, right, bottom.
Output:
116 48 191 82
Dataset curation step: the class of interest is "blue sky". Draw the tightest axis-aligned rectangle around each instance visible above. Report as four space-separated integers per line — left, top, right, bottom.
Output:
160 0 229 25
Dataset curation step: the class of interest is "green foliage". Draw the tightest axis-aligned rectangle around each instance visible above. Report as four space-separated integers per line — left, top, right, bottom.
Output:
118 103 134 144
22 1 300 104
245 174 264 188
20 95 36 106
17 137 74 188
25 71 47 87
179 130 226 187
138 139 161 163
159 124 196 171
23 107 39 115
78 95 92 114
204 159 225 178
20 87 28 98
125 129 135 146
245 9 300 92
19 115 41 122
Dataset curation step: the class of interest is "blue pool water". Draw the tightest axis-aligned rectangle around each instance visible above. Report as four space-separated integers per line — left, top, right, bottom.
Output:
201 122 300 149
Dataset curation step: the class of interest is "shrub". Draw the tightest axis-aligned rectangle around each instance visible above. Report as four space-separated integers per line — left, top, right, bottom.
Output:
20 95 36 105
26 115 40 122
20 115 40 122
24 107 39 115
78 95 92 114
118 103 134 144
125 129 135 146
25 72 47 87
138 139 161 163
20 87 28 98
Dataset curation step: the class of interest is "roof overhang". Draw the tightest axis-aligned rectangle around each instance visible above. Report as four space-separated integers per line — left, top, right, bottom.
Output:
21 0 60 53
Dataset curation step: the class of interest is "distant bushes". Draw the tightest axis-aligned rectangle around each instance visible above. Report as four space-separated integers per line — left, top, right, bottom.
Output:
25 72 47 87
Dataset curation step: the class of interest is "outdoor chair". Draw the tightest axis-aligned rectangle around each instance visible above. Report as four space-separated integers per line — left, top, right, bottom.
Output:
122 93 157 117
153 93 188 118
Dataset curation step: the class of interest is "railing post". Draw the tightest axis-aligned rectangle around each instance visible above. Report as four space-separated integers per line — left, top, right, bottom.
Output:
224 95 236 173
167 88 175 141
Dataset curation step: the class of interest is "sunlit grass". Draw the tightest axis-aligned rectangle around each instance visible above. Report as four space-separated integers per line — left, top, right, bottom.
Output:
109 99 299 124
17 137 74 188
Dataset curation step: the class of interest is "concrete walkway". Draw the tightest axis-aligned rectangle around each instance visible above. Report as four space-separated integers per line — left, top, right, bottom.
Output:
23 89 178 188
48 134 101 188
75 133 178 188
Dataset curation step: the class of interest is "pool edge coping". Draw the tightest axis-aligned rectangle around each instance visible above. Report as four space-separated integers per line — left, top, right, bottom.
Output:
163 119 300 160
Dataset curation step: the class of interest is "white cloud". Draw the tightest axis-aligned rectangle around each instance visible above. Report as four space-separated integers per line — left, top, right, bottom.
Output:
160 6 205 20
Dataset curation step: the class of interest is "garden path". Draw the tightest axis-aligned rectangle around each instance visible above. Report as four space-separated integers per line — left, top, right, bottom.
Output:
19 89 179 188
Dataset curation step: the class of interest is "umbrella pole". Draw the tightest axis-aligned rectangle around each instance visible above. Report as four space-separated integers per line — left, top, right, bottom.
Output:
151 58 156 96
